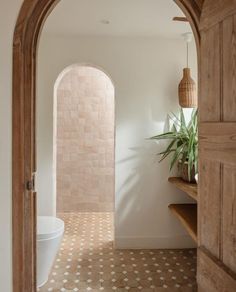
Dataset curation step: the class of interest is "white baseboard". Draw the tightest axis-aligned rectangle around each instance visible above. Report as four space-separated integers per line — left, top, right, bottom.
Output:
114 235 196 249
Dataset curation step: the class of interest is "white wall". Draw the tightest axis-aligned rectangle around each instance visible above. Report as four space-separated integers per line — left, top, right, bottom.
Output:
0 1 23 291
37 34 197 248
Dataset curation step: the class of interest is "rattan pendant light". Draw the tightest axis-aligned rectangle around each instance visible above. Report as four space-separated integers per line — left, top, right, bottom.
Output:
178 33 197 108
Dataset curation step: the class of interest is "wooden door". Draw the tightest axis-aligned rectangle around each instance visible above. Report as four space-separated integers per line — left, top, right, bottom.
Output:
198 0 236 290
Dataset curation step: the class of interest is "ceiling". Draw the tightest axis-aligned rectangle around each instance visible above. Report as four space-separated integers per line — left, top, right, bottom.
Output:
43 0 192 39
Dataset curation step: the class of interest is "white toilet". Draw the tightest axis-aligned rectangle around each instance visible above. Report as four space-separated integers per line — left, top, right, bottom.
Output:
37 216 64 288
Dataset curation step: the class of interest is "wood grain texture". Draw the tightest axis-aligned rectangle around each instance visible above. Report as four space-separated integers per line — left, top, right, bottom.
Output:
194 0 204 10
199 160 221 258
198 247 236 292
200 0 236 31
200 149 236 166
199 24 221 122
223 15 236 122
13 36 25 292
222 166 236 274
199 122 236 164
176 0 203 21
199 123 236 145
13 1 60 291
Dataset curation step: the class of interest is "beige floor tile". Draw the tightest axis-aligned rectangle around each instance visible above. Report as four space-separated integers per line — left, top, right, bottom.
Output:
39 213 197 292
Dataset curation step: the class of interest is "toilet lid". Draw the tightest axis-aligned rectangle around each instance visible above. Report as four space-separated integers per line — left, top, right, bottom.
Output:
37 216 64 240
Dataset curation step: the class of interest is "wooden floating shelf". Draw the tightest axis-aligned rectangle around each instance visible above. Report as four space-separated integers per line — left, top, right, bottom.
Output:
169 204 197 243
168 177 198 201
172 16 189 22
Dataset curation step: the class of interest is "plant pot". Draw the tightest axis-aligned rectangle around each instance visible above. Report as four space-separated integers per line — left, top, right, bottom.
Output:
178 161 196 183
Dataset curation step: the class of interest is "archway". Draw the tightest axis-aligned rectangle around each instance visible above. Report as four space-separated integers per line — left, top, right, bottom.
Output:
52 64 115 214
12 1 202 292
13 0 236 291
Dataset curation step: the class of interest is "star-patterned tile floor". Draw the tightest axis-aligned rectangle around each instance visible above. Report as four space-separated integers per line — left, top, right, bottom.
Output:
38 213 197 292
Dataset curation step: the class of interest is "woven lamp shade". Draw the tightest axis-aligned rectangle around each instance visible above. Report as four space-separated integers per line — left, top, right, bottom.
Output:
178 68 197 108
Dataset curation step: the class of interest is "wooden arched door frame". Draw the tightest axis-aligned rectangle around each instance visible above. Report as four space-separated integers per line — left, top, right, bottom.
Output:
12 1 202 291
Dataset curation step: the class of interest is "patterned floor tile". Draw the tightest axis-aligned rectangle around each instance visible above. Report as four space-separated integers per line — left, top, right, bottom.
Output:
38 213 197 292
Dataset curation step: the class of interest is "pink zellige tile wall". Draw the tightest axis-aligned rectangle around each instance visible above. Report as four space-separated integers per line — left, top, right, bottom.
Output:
56 66 115 212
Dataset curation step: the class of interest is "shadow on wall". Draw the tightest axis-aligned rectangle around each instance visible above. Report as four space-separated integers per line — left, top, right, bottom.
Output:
115 119 170 222
115 109 196 249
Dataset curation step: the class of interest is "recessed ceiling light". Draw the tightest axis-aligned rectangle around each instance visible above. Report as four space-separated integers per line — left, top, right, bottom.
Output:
100 19 110 25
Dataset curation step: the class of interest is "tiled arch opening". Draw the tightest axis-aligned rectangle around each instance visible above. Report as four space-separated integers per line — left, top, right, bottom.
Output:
55 65 115 213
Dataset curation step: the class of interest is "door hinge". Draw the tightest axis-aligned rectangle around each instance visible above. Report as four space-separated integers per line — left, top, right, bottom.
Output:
26 175 35 191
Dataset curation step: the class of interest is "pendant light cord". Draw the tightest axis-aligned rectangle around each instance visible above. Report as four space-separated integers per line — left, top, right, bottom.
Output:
187 42 189 68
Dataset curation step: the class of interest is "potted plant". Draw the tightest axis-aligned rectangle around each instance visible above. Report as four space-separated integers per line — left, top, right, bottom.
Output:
150 108 198 182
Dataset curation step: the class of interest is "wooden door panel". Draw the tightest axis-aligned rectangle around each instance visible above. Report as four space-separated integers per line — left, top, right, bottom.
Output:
198 248 236 292
199 159 221 257
200 0 236 30
200 24 221 122
201 149 236 166
199 123 236 164
223 15 236 122
199 1 236 290
223 165 236 273
199 123 236 145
